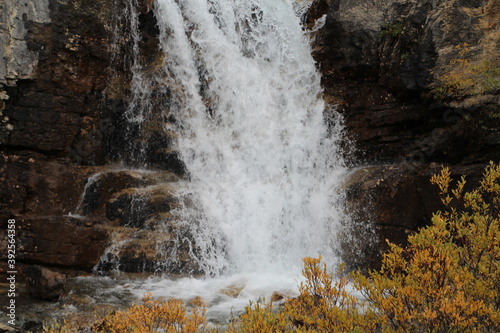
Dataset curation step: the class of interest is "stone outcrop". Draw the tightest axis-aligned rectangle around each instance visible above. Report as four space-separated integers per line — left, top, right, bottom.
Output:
25 265 66 301
308 0 500 267
0 0 498 280
0 0 189 281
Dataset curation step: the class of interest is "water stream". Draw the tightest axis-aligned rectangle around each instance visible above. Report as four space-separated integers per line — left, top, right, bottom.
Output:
115 0 350 318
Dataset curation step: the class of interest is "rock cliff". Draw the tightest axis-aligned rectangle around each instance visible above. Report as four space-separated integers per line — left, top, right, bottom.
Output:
0 0 499 280
308 0 500 267
0 0 190 280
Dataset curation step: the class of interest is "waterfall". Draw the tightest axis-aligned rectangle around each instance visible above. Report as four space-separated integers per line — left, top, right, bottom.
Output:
152 0 347 276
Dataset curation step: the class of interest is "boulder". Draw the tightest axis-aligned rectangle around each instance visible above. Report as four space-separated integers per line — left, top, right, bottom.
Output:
25 266 66 301
340 162 493 269
94 227 200 274
14 216 109 269
106 184 178 228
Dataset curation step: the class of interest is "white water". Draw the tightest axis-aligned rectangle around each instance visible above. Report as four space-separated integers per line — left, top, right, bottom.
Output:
154 0 347 275
107 0 348 320
14 1 352 327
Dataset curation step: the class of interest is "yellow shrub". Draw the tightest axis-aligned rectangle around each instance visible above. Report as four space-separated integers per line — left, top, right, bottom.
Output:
356 162 500 332
226 300 292 333
283 258 376 333
92 293 206 333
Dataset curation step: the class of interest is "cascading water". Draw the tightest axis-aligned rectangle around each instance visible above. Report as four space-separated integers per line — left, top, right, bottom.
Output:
153 0 347 276
77 0 350 323
16 0 353 326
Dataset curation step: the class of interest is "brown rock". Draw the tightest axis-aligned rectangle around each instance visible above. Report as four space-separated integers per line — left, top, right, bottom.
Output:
94 226 200 274
26 266 66 301
340 162 492 269
340 163 442 269
15 216 110 269
187 296 207 308
312 0 499 164
270 291 286 303
220 284 244 298
106 184 178 228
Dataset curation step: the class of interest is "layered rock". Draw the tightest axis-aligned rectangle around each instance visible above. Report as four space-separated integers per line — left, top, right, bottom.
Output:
0 0 189 281
1 0 498 281
308 0 500 267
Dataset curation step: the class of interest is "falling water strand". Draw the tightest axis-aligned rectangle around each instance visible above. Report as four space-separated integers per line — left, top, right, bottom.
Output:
154 0 347 277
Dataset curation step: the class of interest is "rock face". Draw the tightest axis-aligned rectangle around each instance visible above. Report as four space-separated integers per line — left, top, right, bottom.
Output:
308 0 500 267
0 0 498 278
0 0 191 279
25 265 66 301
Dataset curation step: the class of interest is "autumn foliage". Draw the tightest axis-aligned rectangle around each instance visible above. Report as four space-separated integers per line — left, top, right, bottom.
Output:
355 161 500 332
45 162 500 332
95 293 207 332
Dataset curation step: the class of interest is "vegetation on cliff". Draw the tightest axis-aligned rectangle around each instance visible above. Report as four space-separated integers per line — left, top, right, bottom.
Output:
432 0 500 100
433 43 500 99
45 162 500 332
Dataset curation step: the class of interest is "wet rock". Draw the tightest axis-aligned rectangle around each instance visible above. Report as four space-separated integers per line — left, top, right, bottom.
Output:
340 163 443 269
80 170 151 217
106 184 178 228
220 284 244 298
15 216 110 269
26 266 66 301
270 291 286 303
187 296 207 308
60 293 95 307
21 321 44 333
94 227 200 274
0 323 17 332
303 0 329 29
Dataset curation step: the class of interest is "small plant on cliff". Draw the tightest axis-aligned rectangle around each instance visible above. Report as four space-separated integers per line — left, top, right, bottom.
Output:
433 43 500 99
380 22 404 38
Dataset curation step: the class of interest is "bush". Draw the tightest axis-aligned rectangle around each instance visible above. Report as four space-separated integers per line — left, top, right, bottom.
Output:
356 162 500 332
92 293 207 332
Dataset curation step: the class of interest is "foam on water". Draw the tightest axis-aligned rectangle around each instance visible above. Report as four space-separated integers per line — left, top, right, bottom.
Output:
133 272 302 321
